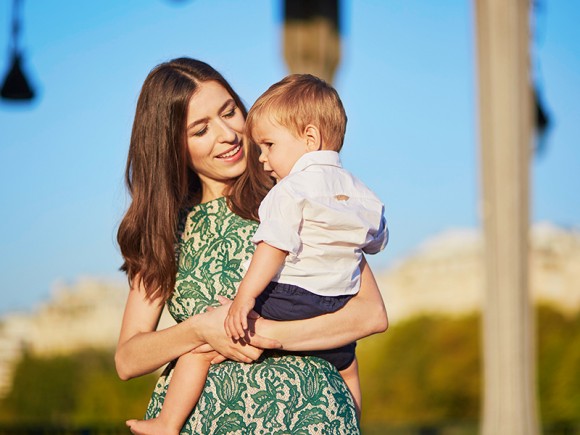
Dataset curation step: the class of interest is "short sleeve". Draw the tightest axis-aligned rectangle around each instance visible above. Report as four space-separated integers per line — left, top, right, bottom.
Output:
251 183 304 255
363 213 389 255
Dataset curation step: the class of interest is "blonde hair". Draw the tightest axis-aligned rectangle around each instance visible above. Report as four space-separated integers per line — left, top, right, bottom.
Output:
246 74 347 151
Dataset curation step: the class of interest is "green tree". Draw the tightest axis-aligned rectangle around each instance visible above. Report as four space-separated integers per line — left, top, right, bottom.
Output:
0 349 156 426
358 313 480 427
358 305 580 430
536 305 580 425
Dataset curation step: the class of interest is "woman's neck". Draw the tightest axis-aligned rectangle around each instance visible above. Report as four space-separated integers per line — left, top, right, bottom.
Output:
199 179 230 204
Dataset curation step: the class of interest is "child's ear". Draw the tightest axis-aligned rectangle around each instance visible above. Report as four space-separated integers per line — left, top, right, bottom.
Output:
304 125 322 151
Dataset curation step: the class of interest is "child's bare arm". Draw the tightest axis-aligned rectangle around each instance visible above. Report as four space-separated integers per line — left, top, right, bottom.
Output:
225 242 287 339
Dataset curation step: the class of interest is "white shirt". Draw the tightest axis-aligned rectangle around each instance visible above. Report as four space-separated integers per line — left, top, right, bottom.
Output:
251 150 388 297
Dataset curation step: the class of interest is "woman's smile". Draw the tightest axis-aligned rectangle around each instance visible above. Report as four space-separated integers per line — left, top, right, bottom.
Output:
216 143 243 161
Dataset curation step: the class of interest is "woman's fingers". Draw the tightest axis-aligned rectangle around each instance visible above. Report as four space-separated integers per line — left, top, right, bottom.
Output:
191 343 213 353
217 295 232 306
228 339 265 362
246 317 282 349
210 354 227 364
234 344 262 362
245 332 282 350
192 337 258 363
198 302 278 361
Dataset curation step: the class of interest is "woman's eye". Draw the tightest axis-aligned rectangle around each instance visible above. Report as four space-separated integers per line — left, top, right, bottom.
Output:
193 126 208 137
223 106 237 118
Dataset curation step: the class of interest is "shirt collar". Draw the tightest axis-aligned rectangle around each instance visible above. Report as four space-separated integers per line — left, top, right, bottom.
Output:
289 150 342 175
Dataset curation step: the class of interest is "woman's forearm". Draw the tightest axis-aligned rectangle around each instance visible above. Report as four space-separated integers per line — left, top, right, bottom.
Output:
116 281 281 380
115 285 205 380
254 257 388 351
115 317 205 380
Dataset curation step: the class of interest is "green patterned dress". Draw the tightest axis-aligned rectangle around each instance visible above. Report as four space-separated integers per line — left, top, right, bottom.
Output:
144 197 360 434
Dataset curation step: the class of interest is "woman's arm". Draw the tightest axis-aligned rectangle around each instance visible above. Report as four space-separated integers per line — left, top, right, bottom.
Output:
115 277 280 380
252 256 388 351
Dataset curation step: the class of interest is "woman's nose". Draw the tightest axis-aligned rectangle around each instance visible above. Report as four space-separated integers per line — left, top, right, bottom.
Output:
259 152 266 163
217 120 237 143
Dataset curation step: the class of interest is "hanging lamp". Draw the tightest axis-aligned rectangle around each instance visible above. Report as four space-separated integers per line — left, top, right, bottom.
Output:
1 0 35 101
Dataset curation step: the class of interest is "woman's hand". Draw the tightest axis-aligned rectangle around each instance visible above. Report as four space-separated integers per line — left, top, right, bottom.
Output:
192 300 281 363
115 275 282 381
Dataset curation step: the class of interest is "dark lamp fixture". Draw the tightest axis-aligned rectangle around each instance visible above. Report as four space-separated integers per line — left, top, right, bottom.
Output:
1 53 34 100
1 0 35 102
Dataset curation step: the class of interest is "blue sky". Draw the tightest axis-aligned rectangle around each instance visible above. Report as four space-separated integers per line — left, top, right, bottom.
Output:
0 1 578 314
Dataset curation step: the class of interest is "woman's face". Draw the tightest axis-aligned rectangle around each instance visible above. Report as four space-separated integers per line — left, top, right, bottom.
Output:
185 80 246 202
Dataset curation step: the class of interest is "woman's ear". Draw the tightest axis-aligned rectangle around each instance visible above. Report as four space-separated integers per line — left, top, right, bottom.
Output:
304 125 322 151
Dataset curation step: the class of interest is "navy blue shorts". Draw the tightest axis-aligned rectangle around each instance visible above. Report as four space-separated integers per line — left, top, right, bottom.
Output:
254 281 356 371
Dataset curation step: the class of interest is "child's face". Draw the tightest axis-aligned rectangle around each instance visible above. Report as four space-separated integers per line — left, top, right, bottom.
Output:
253 117 310 181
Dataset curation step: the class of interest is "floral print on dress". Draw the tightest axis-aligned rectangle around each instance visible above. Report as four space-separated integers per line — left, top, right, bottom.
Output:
145 197 359 434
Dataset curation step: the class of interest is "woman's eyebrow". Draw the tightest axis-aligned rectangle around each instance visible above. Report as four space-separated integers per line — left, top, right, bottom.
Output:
187 117 208 130
187 99 235 131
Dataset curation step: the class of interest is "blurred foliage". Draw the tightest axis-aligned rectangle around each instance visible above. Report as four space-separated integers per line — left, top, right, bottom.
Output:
0 304 579 431
358 304 580 429
537 305 580 423
358 313 481 427
0 349 156 426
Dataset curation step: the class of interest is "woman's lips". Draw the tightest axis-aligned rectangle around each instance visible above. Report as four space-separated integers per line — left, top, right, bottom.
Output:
216 144 243 161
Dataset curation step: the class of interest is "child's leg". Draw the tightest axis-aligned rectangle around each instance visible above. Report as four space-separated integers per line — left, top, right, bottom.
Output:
339 356 362 421
126 352 211 435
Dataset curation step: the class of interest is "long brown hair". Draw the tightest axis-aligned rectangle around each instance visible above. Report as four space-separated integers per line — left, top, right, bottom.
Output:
117 58 271 301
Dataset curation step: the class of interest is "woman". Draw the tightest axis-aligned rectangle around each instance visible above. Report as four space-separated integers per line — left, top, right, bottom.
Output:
115 57 388 434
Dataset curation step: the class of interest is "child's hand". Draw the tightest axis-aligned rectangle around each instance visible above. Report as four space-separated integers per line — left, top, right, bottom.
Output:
225 295 256 340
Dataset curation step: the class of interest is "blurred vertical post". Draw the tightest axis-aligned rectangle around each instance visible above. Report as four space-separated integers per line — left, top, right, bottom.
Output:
283 0 340 84
475 1 540 434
